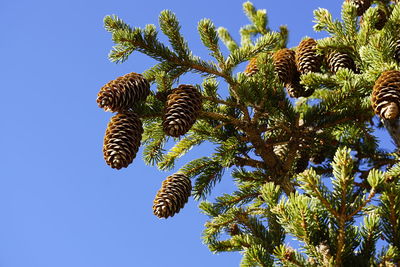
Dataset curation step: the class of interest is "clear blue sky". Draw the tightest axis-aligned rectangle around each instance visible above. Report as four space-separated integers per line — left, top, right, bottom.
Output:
1 1 389 267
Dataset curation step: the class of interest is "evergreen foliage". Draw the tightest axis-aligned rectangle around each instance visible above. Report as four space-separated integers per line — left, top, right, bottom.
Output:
98 0 400 265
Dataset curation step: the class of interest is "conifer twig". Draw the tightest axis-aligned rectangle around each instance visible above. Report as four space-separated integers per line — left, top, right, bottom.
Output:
200 111 247 127
307 183 339 218
201 95 241 108
235 157 265 168
346 189 376 219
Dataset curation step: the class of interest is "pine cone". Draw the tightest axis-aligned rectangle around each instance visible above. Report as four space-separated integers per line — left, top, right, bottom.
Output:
326 52 356 73
296 38 322 75
286 75 314 98
394 39 400 62
153 173 192 219
346 0 372 16
273 48 297 84
163 85 202 137
244 57 259 76
371 70 400 120
103 112 143 169
97 72 150 112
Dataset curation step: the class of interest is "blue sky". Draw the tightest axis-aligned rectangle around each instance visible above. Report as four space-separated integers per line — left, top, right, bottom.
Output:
1 1 389 267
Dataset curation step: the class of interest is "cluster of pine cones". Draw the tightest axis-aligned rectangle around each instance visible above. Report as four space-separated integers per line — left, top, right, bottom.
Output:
346 0 400 121
97 73 203 219
96 0 400 218
97 72 150 170
245 37 357 98
245 0 400 100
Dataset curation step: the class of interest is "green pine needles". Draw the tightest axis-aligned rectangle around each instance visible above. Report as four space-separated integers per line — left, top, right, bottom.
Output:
100 0 400 266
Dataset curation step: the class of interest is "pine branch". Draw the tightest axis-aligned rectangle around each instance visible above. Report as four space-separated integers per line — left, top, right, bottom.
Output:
234 157 265 169
359 214 381 263
217 27 239 51
157 134 204 170
198 19 225 65
101 2 400 265
298 169 339 218
202 95 241 108
159 10 190 58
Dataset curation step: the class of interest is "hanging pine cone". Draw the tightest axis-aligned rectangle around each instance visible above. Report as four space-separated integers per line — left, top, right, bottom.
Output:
286 75 314 98
273 48 297 84
346 0 372 16
153 173 192 219
371 70 400 120
103 112 143 169
97 72 150 112
295 38 322 74
326 51 356 73
394 39 400 62
244 57 259 76
163 85 202 137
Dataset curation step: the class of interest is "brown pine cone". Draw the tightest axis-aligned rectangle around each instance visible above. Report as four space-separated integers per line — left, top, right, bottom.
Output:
103 112 143 169
326 51 356 73
346 0 372 16
371 70 400 120
286 73 314 98
163 85 202 137
153 173 192 219
244 57 259 76
295 38 322 74
273 48 297 84
97 72 150 112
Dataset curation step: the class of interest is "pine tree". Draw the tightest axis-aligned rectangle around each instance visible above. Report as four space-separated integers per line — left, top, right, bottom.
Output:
98 1 400 266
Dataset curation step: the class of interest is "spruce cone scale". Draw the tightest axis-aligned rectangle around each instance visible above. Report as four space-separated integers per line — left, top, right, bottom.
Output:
286 74 314 98
103 112 143 169
326 52 356 73
295 38 322 74
163 85 202 137
372 70 400 120
244 57 259 76
273 48 297 84
153 173 192 218
97 72 150 112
